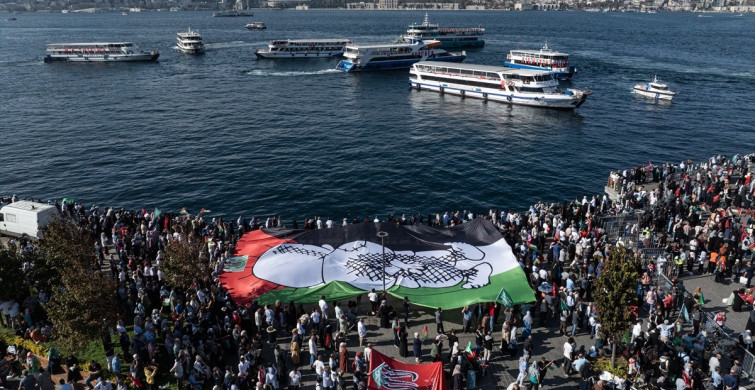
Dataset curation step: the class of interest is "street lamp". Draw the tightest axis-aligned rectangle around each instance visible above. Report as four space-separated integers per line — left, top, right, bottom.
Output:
377 231 389 293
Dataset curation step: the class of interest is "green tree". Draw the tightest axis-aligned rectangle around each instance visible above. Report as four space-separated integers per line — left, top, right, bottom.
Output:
161 236 212 292
35 220 119 351
0 242 28 301
594 246 640 368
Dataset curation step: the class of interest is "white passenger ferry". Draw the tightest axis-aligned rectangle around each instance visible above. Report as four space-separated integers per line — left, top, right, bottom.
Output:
401 13 485 49
336 40 465 72
44 42 159 63
254 39 354 59
244 21 267 30
176 28 205 55
633 76 675 101
504 42 576 80
213 10 253 17
409 61 590 109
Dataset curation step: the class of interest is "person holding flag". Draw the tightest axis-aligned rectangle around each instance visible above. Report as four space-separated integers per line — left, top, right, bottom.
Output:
413 333 422 363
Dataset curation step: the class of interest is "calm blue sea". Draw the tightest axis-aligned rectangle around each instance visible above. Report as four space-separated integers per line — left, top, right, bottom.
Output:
1 10 754 220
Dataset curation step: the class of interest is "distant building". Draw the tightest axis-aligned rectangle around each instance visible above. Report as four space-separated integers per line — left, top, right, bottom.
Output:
378 0 397 8
346 1 377 7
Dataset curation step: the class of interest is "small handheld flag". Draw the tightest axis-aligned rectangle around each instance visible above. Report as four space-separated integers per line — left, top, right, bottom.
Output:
680 304 690 324
422 325 428 340
698 292 704 306
497 288 514 307
180 207 189 215
465 341 473 355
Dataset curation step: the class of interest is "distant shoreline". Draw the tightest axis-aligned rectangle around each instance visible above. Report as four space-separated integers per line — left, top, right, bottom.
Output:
3 8 753 13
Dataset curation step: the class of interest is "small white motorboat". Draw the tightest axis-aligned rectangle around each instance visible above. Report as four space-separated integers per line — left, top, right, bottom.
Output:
633 76 676 101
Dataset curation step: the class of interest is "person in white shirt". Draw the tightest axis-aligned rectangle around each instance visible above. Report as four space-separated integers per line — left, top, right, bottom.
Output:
358 319 367 347
709 352 721 375
313 356 326 377
563 338 574 375
368 289 379 315
308 336 318 367
237 356 249 379
363 343 373 365
631 321 643 343
289 368 302 389
93 379 112 390
319 296 329 321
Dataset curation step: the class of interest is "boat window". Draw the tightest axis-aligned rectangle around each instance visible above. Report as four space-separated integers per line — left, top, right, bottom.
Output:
520 87 544 93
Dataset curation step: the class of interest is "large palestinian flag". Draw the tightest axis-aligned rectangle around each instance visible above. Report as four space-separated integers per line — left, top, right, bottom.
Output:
219 218 534 309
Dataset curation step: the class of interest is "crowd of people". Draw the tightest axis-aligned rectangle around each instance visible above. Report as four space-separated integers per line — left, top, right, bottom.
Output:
1 153 754 390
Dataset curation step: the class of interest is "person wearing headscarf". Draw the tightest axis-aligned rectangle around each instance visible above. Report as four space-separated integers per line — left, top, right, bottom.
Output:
290 329 301 366
338 343 349 374
413 333 422 364
399 327 409 358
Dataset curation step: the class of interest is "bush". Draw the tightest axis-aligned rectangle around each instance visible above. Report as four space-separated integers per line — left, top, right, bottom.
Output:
591 356 629 379
0 328 49 356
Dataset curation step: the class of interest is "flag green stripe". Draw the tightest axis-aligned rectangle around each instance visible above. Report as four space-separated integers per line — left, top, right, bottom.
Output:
254 267 534 309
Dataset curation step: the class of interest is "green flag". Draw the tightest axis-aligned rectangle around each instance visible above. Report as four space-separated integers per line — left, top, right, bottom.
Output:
371 363 385 389
465 341 473 355
62 197 75 204
680 304 690 324
153 208 161 220
497 288 514 307
560 300 568 312
699 293 704 306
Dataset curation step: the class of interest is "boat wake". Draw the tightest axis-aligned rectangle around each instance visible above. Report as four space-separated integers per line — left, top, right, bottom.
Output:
204 41 251 49
246 69 340 77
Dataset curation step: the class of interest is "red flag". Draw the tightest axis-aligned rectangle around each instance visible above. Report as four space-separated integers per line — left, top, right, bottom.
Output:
367 350 444 390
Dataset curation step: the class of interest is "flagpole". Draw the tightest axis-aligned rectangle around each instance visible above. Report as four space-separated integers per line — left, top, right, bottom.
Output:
377 231 389 293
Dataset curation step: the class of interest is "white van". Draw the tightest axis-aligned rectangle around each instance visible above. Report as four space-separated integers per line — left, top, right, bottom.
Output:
0 201 60 239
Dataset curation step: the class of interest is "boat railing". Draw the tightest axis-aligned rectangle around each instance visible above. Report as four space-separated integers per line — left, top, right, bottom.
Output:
438 27 484 34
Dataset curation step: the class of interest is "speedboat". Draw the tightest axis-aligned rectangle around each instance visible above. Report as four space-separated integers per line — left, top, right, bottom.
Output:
400 13 484 49
176 28 205 55
409 61 591 110
245 21 266 30
336 40 465 72
504 42 576 80
633 76 675 101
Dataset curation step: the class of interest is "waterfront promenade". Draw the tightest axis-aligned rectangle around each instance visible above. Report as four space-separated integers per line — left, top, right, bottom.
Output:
2 152 754 390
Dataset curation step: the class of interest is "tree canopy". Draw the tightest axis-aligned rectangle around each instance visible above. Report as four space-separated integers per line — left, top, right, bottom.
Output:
594 245 640 367
161 236 212 292
36 219 119 351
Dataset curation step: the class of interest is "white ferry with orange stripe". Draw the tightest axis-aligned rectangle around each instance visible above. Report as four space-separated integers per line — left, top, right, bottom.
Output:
44 42 159 63
504 42 576 80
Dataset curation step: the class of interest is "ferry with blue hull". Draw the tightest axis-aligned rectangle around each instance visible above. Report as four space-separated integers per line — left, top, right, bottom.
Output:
336 40 465 72
409 61 590 109
401 13 485 49
504 43 576 80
